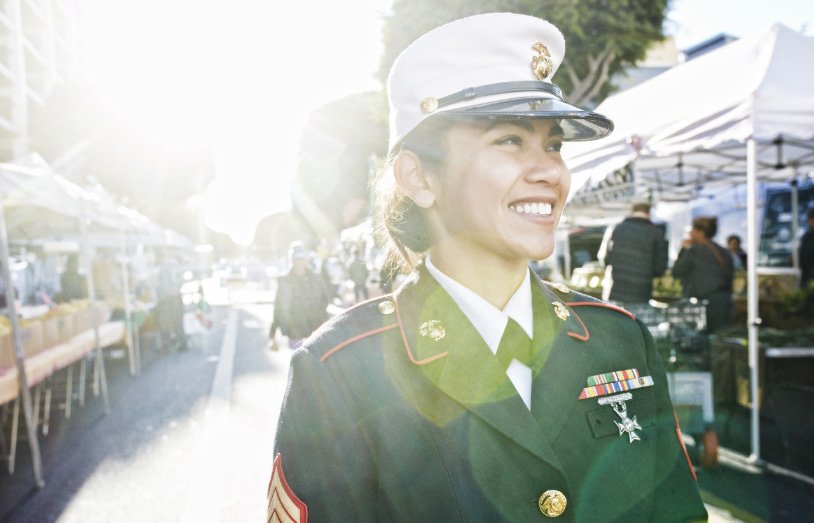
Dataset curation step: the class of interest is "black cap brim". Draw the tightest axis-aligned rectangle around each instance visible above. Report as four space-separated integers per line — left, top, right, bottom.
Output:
446 98 613 141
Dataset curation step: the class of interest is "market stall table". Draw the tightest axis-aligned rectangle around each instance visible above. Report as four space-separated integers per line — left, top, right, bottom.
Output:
0 321 128 473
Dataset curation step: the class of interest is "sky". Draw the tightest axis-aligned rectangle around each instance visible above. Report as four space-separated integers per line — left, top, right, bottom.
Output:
666 0 814 50
78 0 814 246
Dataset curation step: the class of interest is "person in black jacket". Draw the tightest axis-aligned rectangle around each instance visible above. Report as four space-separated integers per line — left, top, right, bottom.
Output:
59 254 88 302
602 203 668 304
269 242 331 350
672 216 735 334
267 13 706 522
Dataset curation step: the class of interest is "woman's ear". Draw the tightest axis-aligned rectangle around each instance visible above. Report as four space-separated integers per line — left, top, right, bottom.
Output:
393 151 437 209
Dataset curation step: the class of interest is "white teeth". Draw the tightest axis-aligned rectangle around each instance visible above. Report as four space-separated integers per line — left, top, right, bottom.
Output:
510 203 553 216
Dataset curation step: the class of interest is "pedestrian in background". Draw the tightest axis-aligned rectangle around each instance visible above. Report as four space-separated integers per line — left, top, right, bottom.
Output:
59 254 88 302
268 13 705 522
156 252 187 351
727 234 747 270
269 241 331 350
672 216 735 334
347 246 370 303
601 202 668 304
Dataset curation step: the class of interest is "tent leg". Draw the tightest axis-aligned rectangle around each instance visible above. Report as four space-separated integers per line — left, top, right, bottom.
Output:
8 397 19 474
79 356 87 407
32 384 41 431
93 349 99 397
134 326 141 376
790 177 800 285
79 200 110 416
43 378 52 436
127 326 136 376
0 200 44 487
65 363 73 419
746 138 761 464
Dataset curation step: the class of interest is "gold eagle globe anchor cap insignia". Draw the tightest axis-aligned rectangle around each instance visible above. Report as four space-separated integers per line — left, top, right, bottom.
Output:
532 42 553 80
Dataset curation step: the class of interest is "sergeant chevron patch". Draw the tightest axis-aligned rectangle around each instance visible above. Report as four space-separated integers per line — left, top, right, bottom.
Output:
267 454 308 523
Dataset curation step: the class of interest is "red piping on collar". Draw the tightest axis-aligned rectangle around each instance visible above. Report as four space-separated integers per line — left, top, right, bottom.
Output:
320 324 399 362
394 295 449 365
563 304 589 341
568 301 637 320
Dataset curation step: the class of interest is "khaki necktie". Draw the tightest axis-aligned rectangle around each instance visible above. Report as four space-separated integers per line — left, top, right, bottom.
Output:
496 317 533 370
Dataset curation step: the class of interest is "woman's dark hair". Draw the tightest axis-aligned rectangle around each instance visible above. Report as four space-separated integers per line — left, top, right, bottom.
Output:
373 116 456 273
692 216 718 239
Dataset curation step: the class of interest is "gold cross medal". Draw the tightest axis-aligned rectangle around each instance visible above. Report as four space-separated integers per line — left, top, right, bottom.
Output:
598 393 642 443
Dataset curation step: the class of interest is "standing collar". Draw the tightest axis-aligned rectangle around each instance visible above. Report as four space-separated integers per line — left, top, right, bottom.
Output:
425 256 533 354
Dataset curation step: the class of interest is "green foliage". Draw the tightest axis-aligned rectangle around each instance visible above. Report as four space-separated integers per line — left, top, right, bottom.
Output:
780 280 814 315
378 0 671 106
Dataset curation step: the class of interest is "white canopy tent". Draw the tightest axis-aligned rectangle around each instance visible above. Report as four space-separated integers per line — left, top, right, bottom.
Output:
563 23 814 466
1 156 193 486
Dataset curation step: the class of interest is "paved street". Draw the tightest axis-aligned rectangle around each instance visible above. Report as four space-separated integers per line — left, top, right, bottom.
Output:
0 294 287 522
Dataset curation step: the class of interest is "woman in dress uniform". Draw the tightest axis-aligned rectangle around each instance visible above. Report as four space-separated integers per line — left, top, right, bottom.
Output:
267 13 707 522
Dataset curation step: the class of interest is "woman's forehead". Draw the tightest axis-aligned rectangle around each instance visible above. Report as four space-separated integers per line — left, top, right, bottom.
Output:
452 117 564 136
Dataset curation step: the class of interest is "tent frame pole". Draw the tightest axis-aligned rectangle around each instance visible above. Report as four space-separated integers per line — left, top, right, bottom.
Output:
79 200 110 415
746 138 761 463
790 178 800 284
120 233 140 376
0 200 44 487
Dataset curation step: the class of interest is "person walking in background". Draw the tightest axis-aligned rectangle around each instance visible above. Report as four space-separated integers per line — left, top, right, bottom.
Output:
347 246 370 303
601 202 668 304
59 254 88 302
727 234 747 270
269 241 331 350
156 252 187 351
672 216 735 334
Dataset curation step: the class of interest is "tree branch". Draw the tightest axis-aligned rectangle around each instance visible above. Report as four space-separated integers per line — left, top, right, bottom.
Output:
565 42 616 106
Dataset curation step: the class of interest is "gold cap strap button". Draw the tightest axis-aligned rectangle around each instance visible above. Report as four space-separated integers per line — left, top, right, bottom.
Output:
538 490 567 517
420 96 439 113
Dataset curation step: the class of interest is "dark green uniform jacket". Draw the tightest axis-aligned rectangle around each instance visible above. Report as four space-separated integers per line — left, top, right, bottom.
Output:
268 263 706 522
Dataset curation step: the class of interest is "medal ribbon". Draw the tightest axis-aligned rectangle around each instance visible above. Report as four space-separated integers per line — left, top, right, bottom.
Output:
586 368 639 386
578 375 654 400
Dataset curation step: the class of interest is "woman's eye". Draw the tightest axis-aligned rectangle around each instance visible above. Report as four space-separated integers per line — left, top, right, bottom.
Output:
495 136 522 146
547 141 563 153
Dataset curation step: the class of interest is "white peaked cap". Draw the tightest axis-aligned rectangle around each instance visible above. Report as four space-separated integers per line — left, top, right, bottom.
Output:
386 12 614 154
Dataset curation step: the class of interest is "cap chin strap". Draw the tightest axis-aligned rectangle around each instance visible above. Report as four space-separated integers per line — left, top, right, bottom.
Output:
436 81 563 110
